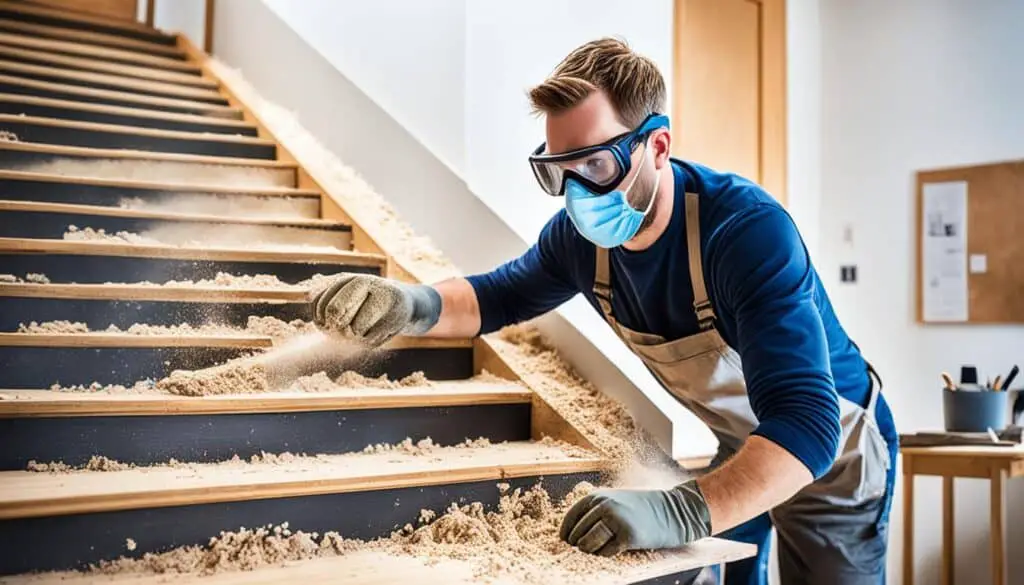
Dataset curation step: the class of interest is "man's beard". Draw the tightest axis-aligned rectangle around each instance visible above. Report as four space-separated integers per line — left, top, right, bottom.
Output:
627 166 659 234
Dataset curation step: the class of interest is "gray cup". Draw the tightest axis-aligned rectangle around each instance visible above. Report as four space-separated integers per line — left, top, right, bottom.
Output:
943 388 1010 432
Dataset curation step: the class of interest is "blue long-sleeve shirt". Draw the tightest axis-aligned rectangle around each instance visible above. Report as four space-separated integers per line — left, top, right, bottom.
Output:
466 159 897 479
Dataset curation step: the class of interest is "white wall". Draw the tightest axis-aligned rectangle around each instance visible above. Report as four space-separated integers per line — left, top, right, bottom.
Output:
148 0 205 48
262 0 466 174
819 0 1024 581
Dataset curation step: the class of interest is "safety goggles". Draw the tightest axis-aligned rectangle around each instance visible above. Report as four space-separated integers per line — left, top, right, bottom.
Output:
529 112 669 197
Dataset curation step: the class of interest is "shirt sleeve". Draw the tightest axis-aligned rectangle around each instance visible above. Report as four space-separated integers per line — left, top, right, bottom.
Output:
708 202 842 479
465 211 580 335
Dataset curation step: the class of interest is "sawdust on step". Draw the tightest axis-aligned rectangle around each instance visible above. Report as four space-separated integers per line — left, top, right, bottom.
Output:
66 481 667 584
0 273 50 284
61 224 345 253
20 158 292 187
17 317 316 342
27 455 132 473
118 193 317 220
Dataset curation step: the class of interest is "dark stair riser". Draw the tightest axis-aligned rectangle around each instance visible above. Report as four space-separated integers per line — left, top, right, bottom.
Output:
0 472 601 576
0 119 275 159
0 8 176 46
0 176 319 215
0 22 187 60
0 65 228 105
0 403 532 470
0 150 293 186
0 99 256 135
0 76 234 116
0 345 473 389
0 47 208 87
0 39 198 73
0 297 310 332
0 210 349 243
0 253 375 284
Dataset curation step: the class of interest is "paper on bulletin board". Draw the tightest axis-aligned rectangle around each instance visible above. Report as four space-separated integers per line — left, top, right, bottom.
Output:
922 181 968 321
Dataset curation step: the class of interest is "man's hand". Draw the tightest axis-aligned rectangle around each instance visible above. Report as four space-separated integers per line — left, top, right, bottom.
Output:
311 273 441 347
559 480 712 557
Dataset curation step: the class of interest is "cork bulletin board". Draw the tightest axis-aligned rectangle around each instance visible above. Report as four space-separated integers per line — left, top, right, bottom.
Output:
916 159 1024 324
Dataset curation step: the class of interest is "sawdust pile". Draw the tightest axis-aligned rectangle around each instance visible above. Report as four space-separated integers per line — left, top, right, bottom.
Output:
20 158 292 187
361 437 492 456
0 273 50 284
209 60 459 285
77 481 667 583
61 224 344 253
18 317 315 341
63 225 161 245
118 193 318 220
155 362 269 397
28 456 132 473
50 380 156 394
0 129 18 141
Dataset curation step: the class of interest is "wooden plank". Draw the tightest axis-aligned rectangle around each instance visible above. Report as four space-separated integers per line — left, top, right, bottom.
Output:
0 282 309 302
0 44 212 87
0 30 196 72
0 72 240 117
942 476 954 585
0 140 294 168
0 199 344 228
903 454 915 585
0 381 532 417
0 0 169 39
0 92 255 132
19 0 140 24
0 331 470 350
0 58 224 101
0 441 606 519
899 445 1024 459
0 542 755 585
0 113 273 147
0 18 184 58
991 468 1007 585
0 168 314 196
908 454 999 479
0 237 385 266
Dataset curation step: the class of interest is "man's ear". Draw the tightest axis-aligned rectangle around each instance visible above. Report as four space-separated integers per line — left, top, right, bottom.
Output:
652 128 672 169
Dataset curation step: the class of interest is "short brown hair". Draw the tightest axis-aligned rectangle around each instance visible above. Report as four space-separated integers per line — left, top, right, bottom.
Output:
528 37 666 129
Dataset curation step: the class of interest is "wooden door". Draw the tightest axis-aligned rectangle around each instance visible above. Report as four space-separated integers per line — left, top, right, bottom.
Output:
24 0 140 22
672 0 786 203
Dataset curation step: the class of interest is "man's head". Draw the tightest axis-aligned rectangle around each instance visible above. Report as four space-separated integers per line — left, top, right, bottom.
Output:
528 38 672 240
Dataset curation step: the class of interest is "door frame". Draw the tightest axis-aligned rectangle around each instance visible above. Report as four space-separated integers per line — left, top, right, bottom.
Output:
672 0 787 205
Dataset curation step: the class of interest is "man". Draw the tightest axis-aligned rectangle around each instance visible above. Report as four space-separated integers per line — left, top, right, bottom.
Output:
313 38 898 585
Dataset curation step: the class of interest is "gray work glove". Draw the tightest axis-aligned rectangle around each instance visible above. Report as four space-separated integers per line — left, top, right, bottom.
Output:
311 273 442 347
560 480 712 557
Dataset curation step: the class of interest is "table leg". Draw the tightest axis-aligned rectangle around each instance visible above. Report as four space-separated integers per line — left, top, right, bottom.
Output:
990 468 1006 585
942 476 954 585
903 455 914 585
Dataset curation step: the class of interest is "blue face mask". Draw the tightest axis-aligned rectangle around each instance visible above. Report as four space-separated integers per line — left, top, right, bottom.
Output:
564 142 659 248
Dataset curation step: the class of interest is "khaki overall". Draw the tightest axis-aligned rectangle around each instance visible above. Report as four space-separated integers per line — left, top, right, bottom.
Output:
592 192 892 584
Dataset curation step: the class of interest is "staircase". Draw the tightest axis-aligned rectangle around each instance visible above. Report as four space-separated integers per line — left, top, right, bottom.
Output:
0 3 752 583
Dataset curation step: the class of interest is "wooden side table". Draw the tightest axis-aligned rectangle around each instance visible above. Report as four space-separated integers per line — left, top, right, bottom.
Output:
901 445 1024 585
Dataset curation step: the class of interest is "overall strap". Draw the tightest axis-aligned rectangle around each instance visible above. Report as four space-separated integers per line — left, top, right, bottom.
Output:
593 246 624 336
685 192 716 329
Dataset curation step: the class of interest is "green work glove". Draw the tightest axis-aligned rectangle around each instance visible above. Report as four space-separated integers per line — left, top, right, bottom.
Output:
559 480 712 557
311 273 442 347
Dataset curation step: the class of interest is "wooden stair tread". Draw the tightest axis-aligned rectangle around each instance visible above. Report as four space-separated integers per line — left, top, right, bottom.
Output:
0 541 757 584
0 72 240 117
0 18 184 58
0 282 311 302
0 331 471 349
0 43 212 87
0 93 254 129
0 237 382 264
0 441 605 520
0 200 346 228
0 0 173 39
0 30 196 71
0 114 274 146
0 381 531 417
0 58 223 101
0 140 296 167
0 169 317 196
